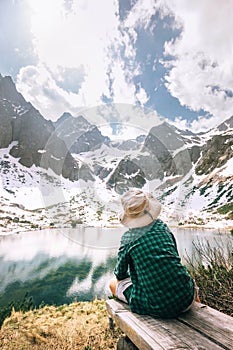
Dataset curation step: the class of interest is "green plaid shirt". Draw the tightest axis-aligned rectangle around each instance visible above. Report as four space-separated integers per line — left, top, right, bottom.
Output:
114 219 195 318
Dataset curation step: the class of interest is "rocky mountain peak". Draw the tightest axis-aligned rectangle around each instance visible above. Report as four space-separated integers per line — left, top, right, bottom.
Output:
54 112 109 153
0 74 93 181
54 113 90 129
54 112 73 126
195 133 233 175
217 115 233 131
76 114 91 126
146 122 189 151
0 75 26 107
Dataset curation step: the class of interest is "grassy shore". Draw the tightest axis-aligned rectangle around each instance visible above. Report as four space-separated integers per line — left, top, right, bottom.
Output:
0 300 122 350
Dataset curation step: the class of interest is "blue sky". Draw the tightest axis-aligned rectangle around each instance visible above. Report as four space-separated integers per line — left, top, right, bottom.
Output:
1 0 233 132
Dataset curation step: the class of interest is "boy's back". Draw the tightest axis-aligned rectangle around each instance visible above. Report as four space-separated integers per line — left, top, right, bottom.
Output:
114 219 195 318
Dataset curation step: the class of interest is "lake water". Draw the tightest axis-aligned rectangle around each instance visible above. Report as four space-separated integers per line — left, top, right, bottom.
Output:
0 226 232 310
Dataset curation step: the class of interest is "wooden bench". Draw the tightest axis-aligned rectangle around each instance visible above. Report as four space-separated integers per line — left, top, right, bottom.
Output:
106 299 233 350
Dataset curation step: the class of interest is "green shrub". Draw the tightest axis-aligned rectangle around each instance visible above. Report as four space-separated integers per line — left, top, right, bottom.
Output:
71 221 77 228
217 202 233 219
71 219 83 227
186 238 233 316
0 292 34 328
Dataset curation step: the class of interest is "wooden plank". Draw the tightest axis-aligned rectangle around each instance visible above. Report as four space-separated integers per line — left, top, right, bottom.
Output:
178 303 233 350
106 298 130 314
106 300 225 350
117 312 226 350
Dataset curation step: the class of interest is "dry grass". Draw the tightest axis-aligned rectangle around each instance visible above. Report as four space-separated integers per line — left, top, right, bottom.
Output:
0 300 122 350
186 239 233 316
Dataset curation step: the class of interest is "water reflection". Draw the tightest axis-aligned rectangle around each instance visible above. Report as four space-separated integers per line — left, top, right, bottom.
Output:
0 227 231 310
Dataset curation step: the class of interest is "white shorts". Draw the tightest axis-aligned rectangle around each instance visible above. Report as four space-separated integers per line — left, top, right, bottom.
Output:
116 277 133 303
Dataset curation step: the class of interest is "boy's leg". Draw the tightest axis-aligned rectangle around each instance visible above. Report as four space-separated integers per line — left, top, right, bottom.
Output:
109 277 132 303
109 277 118 296
194 284 201 302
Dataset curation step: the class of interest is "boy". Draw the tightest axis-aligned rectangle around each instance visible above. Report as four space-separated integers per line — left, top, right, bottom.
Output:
109 189 199 318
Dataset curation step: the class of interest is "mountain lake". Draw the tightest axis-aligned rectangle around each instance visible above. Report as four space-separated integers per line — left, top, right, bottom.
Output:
0 226 232 312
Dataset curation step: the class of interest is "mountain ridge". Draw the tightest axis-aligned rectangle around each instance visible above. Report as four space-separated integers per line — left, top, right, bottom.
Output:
0 73 233 230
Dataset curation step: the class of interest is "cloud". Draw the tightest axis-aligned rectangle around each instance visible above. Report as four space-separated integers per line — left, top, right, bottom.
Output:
160 0 233 129
123 0 171 31
13 0 233 132
119 0 233 131
54 66 86 94
16 65 80 118
169 114 218 133
135 84 149 105
16 0 154 120
124 0 158 29
0 0 36 77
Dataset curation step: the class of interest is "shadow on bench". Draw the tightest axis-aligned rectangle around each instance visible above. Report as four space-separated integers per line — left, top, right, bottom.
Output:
106 299 233 350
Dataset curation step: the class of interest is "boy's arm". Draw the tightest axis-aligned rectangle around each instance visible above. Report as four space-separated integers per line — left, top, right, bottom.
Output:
114 244 130 280
164 222 179 253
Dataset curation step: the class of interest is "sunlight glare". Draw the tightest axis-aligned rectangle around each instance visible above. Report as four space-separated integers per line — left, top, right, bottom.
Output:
27 0 77 67
28 0 65 41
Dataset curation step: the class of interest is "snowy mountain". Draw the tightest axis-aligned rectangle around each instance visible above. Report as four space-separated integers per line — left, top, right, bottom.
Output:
0 73 233 232
54 112 110 153
0 74 92 181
